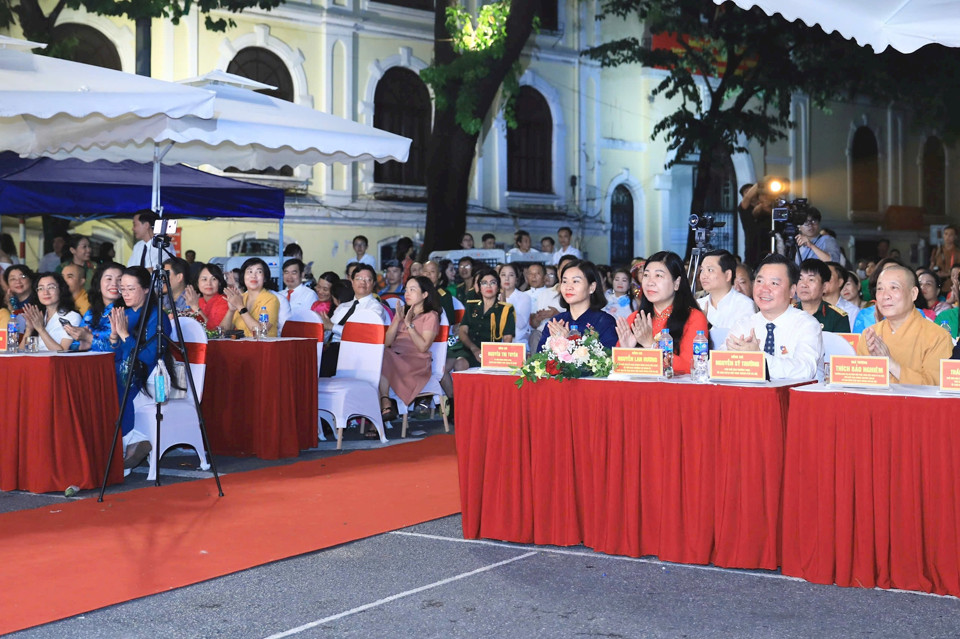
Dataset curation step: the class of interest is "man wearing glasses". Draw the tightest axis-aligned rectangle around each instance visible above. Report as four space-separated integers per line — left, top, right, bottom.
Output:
794 207 842 264
317 263 387 377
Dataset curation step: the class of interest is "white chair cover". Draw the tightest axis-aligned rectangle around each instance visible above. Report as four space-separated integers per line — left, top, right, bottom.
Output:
282 308 326 440
822 330 856 362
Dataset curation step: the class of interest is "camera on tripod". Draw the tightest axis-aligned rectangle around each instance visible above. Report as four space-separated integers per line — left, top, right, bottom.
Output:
771 198 810 227
689 213 725 231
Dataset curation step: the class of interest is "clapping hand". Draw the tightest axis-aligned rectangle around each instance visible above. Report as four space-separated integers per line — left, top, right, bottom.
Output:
224 286 244 311
394 301 406 324
183 285 200 309
21 304 43 331
863 326 891 358
545 318 570 339
726 329 761 352
110 306 129 340
616 310 654 348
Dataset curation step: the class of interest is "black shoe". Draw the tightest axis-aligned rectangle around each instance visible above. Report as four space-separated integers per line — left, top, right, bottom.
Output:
124 441 152 470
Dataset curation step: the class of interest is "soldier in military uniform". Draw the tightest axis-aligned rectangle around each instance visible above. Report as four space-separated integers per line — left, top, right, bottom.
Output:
795 259 849 333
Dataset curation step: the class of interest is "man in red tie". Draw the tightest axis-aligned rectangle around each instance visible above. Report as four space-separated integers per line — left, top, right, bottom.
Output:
282 258 319 314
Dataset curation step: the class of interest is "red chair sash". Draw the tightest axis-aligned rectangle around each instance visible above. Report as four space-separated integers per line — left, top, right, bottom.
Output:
454 309 465 323
171 342 207 365
435 324 450 342
282 320 324 342
342 322 386 344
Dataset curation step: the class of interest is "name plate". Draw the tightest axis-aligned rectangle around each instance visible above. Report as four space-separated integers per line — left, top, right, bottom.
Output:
481 342 526 370
709 350 767 383
0 330 7 351
829 355 889 388
940 359 960 394
837 333 860 352
610 348 663 377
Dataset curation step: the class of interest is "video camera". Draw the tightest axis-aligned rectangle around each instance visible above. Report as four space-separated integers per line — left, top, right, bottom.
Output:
771 198 810 227
689 213 726 231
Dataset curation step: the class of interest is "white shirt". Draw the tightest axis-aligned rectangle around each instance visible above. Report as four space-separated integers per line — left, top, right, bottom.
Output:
127 240 160 270
698 289 756 330
603 292 636 319
38 252 61 273
727 306 823 381
271 289 292 333
831 297 859 331
346 254 376 268
506 288 532 344
328 294 388 343
533 285 563 331
38 310 82 351
282 284 319 314
552 245 582 265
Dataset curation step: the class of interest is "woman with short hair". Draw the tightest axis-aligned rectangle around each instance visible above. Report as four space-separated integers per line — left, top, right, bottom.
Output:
225 257 279 337
21 272 81 351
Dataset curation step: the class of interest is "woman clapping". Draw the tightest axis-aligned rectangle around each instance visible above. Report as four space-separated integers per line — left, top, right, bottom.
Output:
22 272 81 351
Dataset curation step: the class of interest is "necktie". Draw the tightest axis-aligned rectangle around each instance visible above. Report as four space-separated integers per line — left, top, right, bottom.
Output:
764 322 776 355
287 289 293 302
337 300 359 326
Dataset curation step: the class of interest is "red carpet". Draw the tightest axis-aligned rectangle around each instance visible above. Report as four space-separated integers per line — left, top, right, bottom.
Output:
0 435 461 635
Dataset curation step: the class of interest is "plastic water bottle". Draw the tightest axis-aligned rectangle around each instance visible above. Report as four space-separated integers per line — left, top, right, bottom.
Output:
258 306 269 339
692 330 709 383
660 328 674 379
7 321 18 353
154 366 167 403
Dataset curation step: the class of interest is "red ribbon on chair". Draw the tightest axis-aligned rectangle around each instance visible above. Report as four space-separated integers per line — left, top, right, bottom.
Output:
454 309 465 323
435 324 450 342
342 322 386 345
171 342 207 364
282 321 324 342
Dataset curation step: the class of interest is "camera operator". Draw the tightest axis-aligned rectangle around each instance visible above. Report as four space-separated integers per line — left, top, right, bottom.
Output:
794 207 842 264
738 183 774 267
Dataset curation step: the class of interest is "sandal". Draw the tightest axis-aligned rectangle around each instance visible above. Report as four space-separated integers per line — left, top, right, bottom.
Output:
380 396 398 422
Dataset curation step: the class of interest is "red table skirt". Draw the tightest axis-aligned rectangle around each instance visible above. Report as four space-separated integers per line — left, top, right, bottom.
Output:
0 353 123 493
453 373 793 569
202 339 318 459
782 389 960 596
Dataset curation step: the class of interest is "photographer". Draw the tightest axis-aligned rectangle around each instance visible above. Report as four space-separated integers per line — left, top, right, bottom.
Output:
794 207 842 264
738 183 774 267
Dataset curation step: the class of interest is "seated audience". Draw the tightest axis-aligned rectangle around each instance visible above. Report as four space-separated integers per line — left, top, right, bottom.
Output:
161 257 192 314
379 276 441 421
311 271 340 317
540 236 555 255
795 259 850 333
58 235 95 284
111 266 174 471
499 263 532 346
481 233 497 249
318 264 388 377
22 272 81 351
916 268 950 321
929 224 958 277
422 260 456 326
858 265 953 385
455 256 478 304
526 261 562 353
5 264 37 318
281 258 319 313
449 268 516 370
823 261 859 329
840 268 866 309
195 263 232 332
225 257 280 338
461 233 475 250
734 263 753 299
409 261 423 278
538 259 618 352
379 260 404 298
544 265 558 287
60 263 90 316
696 250 755 329
726 253 823 380
506 230 537 259
616 251 707 375
604 267 639 319
852 258 910 333
440 260 458 297
38 233 67 273
64 262 125 351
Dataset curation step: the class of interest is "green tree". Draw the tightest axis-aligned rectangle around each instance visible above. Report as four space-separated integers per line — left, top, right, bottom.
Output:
419 0 540 259
584 0 882 257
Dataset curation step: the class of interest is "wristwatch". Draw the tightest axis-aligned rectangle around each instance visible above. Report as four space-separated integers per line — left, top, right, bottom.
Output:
238 307 249 315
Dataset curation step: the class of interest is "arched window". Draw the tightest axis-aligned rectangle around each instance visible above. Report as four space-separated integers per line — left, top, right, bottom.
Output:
50 24 121 70
227 47 295 176
851 126 879 211
922 136 946 218
507 86 553 194
610 185 634 266
374 68 431 186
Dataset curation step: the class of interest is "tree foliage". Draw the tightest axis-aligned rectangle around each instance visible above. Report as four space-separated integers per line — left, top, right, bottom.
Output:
0 0 283 48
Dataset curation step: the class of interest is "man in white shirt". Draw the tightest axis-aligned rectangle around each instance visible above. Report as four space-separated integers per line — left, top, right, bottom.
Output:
127 209 161 271
318 264 388 377
697 249 755 329
346 235 377 269
525 261 564 352
38 233 67 273
824 261 859 330
726 253 823 381
552 226 582 265
281 258 319 313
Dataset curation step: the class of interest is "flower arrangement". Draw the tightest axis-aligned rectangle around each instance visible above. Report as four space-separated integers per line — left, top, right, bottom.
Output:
514 326 613 388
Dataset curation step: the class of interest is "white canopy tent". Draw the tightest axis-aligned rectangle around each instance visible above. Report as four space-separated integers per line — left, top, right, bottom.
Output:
717 0 960 53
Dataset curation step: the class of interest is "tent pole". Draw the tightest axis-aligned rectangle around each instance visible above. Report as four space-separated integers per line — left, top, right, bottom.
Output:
18 216 25 262
151 142 174 214
278 217 284 288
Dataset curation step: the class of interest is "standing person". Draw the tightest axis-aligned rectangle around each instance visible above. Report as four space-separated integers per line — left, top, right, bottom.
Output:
60 263 90 316
697 250 755 329
281 258 319 313
184 249 203 281
379 276 441 421
347 235 377 269
224 257 280 338
127 209 160 271
499 263 532 346
38 233 68 272
97 242 116 265
794 207 842 264
615 252 707 374
0 233 19 267
58 235 96 284
931 225 959 287
461 233 475 250
551 226 582 264
21 272 81 352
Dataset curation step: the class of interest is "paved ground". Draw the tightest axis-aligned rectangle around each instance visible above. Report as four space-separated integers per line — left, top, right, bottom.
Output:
4 415 960 639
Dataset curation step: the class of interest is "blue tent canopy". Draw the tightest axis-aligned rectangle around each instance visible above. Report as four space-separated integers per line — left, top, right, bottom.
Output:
0 152 285 220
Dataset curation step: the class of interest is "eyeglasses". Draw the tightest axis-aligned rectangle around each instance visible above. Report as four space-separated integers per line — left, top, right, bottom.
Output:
7 274 28 282
479 281 498 287
36 285 58 292
353 277 373 283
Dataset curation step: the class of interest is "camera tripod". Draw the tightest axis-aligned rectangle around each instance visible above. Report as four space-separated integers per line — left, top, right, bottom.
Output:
98 230 223 501
686 228 712 294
